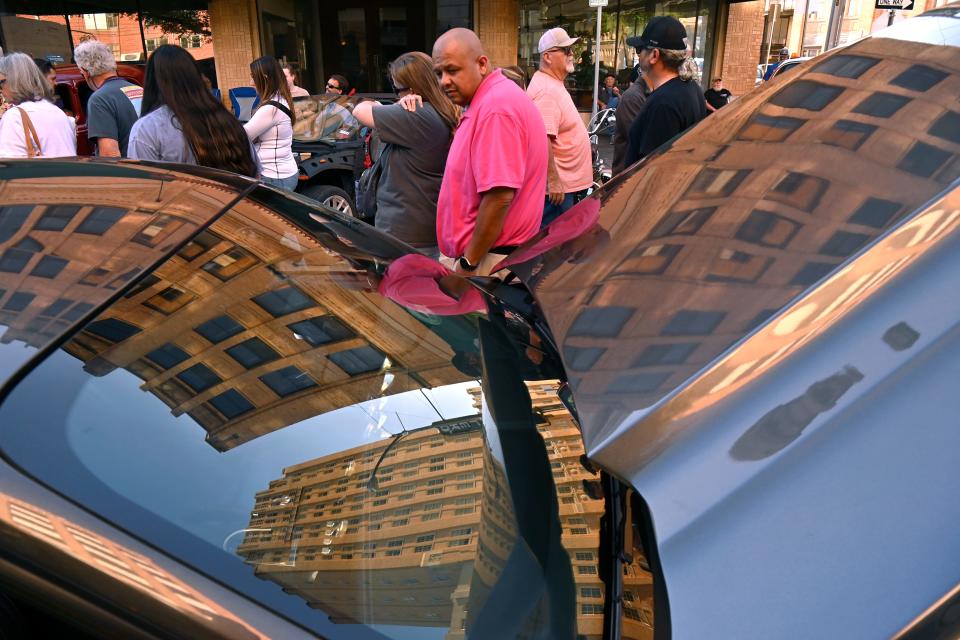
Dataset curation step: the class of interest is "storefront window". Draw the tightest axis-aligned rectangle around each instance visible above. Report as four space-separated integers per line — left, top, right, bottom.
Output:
519 0 718 110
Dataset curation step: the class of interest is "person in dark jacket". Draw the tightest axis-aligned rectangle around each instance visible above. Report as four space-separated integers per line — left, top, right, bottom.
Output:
612 71 652 174
624 16 707 167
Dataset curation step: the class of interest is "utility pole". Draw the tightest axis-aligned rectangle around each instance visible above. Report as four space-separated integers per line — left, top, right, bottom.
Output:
589 0 608 124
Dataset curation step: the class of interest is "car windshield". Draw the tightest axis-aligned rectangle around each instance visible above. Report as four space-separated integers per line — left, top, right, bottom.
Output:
293 96 363 142
0 176 656 639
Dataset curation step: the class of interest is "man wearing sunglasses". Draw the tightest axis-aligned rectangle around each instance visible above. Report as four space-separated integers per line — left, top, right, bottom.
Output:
526 27 594 228
325 74 349 95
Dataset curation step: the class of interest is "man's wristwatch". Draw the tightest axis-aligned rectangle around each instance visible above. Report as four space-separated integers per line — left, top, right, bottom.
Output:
456 255 478 272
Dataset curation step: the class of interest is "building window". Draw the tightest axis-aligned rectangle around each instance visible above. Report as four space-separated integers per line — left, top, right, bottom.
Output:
83 13 118 29
618 243 682 276
29 255 68 279
580 587 602 598
813 54 879 79
891 64 947 93
0 205 31 243
685 169 750 198
35 205 80 231
146 343 190 369
145 37 169 53
929 110 960 145
737 114 805 142
414 545 432 552
767 172 829 212
736 209 802 248
177 363 222 392
202 246 258 281
209 389 255 419
134 214 184 247
661 310 726 336
328 345 387 375
76 207 125 235
568 307 634 338
259 366 317 397
226 337 281 369
820 120 876 151
770 81 843 112
578 565 598 575
562 345 606 370
195 314 245 344
631 343 698 367
288 315 355 346
818 231 872 258
706 249 773 283
897 142 952 179
84 317 142 342
253 286 314 317
575 551 594 561
790 261 836 286
848 198 902 229
607 372 670 394
0 238 41 273
143 285 196 315
581 604 604 615
2 292 34 312
853 92 911 119
62 302 95 322
40 298 74 318
177 230 221 261
179 34 203 49
651 206 716 238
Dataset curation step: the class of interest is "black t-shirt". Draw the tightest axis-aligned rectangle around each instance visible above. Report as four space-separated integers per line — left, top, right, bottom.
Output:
704 88 732 110
625 76 707 166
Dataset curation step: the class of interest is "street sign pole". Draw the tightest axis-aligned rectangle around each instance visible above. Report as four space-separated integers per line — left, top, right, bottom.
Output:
591 3 602 123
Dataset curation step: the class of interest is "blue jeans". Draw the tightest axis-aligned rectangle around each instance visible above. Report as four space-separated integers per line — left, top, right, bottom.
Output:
262 174 299 191
542 189 589 228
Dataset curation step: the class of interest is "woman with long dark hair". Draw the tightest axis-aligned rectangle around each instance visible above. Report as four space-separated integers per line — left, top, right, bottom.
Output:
246 56 298 190
127 45 258 177
351 51 459 252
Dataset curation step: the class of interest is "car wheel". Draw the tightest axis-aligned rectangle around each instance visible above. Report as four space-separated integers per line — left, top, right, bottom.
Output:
299 185 356 218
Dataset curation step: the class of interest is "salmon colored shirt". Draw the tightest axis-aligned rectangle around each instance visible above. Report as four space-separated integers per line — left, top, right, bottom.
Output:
526 70 594 193
436 69 548 259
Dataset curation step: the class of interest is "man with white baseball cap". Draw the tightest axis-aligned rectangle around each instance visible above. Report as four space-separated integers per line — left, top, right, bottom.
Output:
527 27 594 228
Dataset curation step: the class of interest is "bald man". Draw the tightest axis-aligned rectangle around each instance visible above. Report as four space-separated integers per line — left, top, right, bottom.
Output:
432 28 548 276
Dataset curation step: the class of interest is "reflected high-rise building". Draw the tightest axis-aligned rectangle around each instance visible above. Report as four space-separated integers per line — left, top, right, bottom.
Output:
236 383 654 639
523 44 960 446
51 197 469 451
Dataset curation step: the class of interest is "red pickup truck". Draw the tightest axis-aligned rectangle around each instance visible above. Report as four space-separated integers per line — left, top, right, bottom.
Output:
50 63 144 155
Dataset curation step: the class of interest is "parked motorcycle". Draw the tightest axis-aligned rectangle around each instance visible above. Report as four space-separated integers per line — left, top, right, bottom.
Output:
587 107 616 187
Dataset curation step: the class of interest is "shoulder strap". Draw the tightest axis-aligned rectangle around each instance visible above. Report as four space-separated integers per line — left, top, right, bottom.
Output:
263 100 293 122
16 107 42 158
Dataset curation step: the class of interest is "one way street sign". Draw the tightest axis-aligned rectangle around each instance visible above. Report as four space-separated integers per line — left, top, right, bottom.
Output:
875 0 914 10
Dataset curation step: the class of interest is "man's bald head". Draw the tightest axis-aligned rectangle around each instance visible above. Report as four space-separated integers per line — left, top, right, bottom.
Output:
432 28 491 106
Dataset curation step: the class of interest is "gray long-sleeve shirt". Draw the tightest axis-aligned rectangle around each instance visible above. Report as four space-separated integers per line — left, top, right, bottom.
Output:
612 76 651 175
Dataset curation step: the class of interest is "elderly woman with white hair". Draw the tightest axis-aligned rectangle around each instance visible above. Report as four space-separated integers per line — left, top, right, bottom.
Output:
0 52 76 158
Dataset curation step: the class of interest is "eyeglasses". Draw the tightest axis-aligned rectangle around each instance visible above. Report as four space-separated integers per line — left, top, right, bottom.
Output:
547 46 574 56
326 82 341 90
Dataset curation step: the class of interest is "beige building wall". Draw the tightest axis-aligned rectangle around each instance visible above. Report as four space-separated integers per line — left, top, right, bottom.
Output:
208 0 262 97
474 0 519 67
720 0 767 98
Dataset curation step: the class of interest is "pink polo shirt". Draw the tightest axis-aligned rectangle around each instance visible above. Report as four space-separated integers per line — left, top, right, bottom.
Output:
526 70 594 193
436 69 548 258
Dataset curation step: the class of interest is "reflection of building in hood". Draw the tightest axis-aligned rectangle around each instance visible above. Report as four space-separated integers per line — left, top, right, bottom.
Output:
731 365 864 461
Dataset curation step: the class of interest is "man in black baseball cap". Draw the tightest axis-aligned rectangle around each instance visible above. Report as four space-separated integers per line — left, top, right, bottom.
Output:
624 16 707 166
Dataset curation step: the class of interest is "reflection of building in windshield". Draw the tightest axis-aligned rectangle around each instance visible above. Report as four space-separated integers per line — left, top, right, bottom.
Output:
58 206 469 451
0 176 232 351
236 383 654 639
